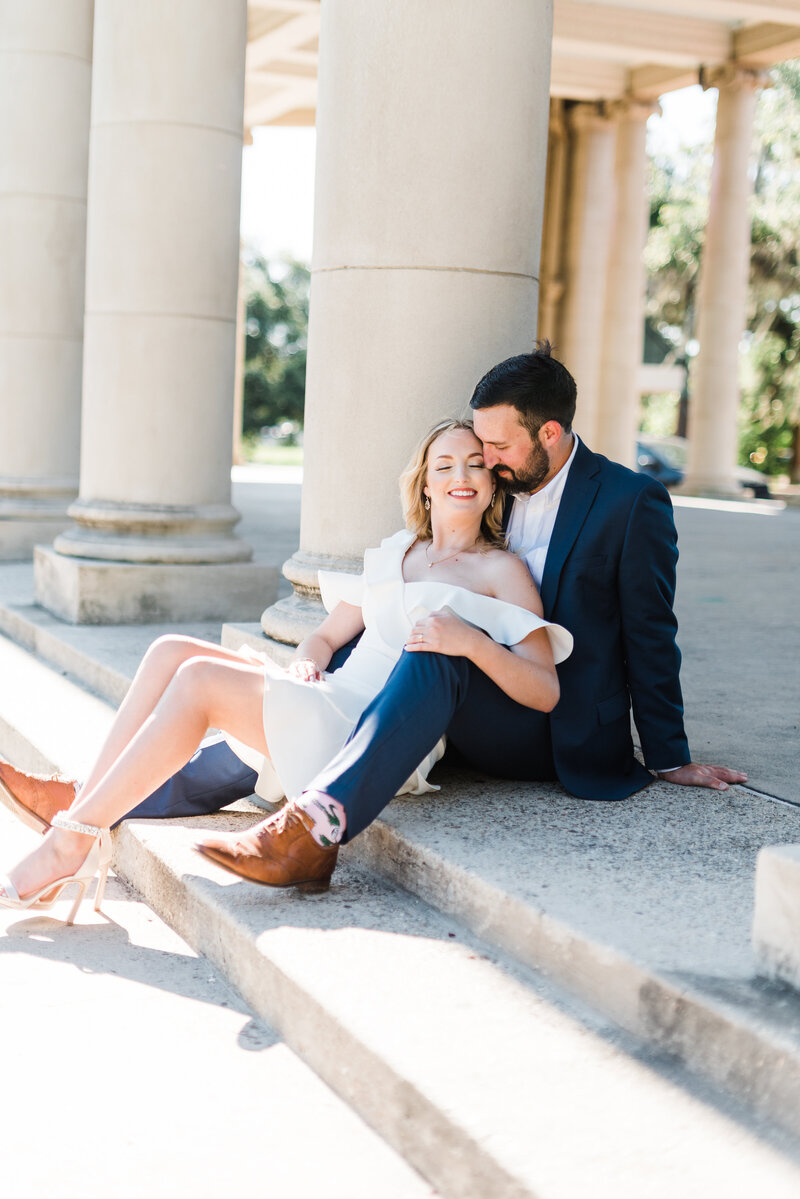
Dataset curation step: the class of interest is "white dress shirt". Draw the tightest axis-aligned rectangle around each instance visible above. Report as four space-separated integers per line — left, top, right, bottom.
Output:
506 433 579 588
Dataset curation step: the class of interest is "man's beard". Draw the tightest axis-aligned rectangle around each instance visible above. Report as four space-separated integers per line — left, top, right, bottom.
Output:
493 437 550 494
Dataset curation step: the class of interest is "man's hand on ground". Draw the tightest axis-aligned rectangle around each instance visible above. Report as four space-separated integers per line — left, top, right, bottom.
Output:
655 762 748 791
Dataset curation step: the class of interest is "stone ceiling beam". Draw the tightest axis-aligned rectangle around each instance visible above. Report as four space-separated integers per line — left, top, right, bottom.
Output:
734 20 800 61
248 0 319 11
629 63 704 98
553 2 732 65
550 56 628 99
711 0 800 18
562 0 800 22
246 11 319 71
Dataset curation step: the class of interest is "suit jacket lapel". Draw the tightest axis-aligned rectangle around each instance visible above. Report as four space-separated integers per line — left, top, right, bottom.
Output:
540 440 601 615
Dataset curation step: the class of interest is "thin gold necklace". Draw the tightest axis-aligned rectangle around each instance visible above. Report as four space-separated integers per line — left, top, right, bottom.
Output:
425 540 480 569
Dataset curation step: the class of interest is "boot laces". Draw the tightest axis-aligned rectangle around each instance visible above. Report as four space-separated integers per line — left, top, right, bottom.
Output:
264 802 305 838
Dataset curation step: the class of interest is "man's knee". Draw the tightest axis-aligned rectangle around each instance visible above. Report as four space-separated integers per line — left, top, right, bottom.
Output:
394 649 470 685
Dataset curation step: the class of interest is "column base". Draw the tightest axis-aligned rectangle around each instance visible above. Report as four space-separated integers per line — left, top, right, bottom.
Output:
55 499 253 565
34 546 278 626
0 488 76 561
753 845 800 990
0 517 73 562
260 591 326 646
259 549 363 647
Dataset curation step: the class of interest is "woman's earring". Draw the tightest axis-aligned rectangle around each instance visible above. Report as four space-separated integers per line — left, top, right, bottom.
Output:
490 492 497 509
424 496 430 510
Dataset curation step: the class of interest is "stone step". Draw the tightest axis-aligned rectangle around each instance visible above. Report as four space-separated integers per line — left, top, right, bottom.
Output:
220 624 800 1141
346 771 800 1141
753 845 800 989
0 562 226 707
0 806 436 1199
110 811 800 1199
3 622 800 1175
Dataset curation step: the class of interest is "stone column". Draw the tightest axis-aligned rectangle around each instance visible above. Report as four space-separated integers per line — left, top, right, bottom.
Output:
595 99 656 468
35 0 276 623
538 99 568 345
681 67 763 497
260 0 554 648
232 241 247 466
559 103 617 448
0 0 92 559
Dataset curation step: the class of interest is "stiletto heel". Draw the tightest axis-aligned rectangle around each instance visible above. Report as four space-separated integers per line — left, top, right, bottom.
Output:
0 811 112 923
94 862 110 912
66 880 88 926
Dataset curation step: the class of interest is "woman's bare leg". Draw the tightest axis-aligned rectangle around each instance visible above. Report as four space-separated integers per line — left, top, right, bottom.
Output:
1 656 269 901
78 635 252 798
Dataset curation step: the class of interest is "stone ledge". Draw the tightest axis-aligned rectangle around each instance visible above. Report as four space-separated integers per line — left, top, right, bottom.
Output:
34 545 278 625
754 845 800 989
347 783 800 1139
0 518 72 561
111 812 800 1199
3 624 800 1151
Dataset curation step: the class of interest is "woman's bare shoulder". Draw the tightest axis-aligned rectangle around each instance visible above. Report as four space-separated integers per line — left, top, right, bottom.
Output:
482 547 543 610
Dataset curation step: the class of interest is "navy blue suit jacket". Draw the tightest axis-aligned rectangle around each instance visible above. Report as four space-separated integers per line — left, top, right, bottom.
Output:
509 439 691 800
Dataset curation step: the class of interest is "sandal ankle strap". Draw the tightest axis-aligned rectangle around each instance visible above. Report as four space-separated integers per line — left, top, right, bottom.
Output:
51 811 105 837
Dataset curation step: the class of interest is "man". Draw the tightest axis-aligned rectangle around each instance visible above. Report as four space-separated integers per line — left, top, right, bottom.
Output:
0 345 744 878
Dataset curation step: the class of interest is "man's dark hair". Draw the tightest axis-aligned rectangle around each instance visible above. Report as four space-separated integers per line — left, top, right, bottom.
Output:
469 340 577 436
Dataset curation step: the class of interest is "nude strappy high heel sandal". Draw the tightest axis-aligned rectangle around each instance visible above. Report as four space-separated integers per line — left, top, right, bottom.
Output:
0 811 112 925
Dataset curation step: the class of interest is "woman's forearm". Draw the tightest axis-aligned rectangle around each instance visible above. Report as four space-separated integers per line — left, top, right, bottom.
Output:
292 632 335 672
465 629 560 712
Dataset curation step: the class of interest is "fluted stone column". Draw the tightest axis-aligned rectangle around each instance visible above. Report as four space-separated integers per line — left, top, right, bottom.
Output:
560 103 617 448
232 241 246 466
0 0 92 559
261 0 554 648
34 0 276 623
682 67 763 497
595 99 656 468
538 99 568 345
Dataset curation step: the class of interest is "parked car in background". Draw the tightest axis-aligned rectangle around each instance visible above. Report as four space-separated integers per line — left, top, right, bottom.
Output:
636 435 772 499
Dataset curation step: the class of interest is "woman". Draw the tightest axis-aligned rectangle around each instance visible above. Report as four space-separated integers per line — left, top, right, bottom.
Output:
0 420 571 919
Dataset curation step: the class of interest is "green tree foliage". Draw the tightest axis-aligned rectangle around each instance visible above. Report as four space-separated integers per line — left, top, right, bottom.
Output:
645 136 711 349
745 61 800 478
645 63 800 478
243 253 310 436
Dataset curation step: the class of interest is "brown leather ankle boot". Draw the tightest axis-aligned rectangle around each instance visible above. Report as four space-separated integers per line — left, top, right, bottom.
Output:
0 760 78 834
193 800 339 890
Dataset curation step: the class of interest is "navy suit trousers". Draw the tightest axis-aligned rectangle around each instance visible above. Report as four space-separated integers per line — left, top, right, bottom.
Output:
118 645 554 840
118 733 258 826
309 649 555 842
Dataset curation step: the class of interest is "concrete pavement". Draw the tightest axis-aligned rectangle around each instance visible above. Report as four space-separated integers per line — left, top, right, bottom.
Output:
670 495 799 802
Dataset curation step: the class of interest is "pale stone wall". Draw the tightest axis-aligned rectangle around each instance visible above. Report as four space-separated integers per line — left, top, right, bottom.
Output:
33 0 277 623
0 0 93 558
559 103 616 449
596 100 654 467
683 67 763 497
262 0 555 644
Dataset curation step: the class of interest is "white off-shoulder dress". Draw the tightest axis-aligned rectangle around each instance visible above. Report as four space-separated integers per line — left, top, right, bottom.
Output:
228 529 573 805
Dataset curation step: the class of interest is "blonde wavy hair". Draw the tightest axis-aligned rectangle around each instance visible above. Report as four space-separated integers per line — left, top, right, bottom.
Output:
399 418 506 545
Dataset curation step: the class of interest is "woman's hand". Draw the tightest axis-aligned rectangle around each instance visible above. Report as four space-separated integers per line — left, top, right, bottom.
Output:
287 657 323 683
405 608 479 657
290 601 365 682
